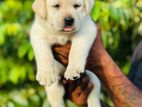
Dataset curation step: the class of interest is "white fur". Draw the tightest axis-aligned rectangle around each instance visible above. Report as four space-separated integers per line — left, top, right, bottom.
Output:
30 0 101 107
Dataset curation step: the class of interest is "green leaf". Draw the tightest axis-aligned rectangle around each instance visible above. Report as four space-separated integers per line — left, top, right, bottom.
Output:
109 6 121 22
6 23 22 36
28 48 34 61
91 1 101 21
101 31 108 48
0 25 6 45
122 62 131 75
18 43 29 58
9 66 20 84
9 65 27 84
29 95 41 107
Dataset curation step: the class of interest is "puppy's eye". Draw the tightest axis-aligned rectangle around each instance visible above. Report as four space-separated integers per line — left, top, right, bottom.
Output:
52 4 60 8
74 4 81 9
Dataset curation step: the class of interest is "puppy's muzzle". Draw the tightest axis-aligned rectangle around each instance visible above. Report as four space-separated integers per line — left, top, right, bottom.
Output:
64 17 74 26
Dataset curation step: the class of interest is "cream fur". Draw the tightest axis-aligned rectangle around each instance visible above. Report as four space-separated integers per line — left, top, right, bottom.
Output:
30 0 101 107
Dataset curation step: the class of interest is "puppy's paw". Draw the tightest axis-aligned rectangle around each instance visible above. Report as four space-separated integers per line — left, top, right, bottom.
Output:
64 64 84 80
36 70 55 86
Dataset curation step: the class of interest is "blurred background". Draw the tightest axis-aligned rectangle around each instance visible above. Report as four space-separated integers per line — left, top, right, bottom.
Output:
0 0 142 107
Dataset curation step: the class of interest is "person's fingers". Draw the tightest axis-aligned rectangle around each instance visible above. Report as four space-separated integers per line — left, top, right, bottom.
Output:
80 75 90 90
67 80 79 92
62 76 94 106
54 48 69 58
62 79 68 85
74 82 94 106
72 89 88 106
52 43 71 65
63 75 93 96
83 82 94 95
53 42 71 58
72 86 82 97
62 79 79 93
58 55 68 66
67 78 87 93
69 83 93 106
77 93 87 105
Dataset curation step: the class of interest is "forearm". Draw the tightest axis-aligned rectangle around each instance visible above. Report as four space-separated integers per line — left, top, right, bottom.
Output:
88 49 142 107
52 28 142 107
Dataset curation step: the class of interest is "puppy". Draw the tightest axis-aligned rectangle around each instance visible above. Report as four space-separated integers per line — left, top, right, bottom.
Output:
30 0 101 107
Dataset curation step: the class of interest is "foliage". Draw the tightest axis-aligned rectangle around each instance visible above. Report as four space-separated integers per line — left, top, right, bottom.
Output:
92 0 142 74
0 0 142 107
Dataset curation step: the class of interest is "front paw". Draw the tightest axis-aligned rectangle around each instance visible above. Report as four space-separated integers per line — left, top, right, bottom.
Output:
36 70 55 86
64 64 84 80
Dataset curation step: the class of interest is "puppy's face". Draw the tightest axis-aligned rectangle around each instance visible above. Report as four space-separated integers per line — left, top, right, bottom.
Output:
47 0 85 32
33 0 94 33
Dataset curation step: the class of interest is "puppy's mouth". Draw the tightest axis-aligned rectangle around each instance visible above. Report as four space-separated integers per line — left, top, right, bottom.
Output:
63 26 75 32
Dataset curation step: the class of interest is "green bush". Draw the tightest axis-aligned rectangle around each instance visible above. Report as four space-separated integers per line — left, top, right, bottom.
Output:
92 0 142 74
0 0 142 106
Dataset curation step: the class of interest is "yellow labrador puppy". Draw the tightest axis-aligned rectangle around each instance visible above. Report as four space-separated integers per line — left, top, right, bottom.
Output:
30 0 101 107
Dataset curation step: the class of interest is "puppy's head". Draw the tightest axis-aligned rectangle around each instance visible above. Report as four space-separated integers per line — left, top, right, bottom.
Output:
32 0 94 33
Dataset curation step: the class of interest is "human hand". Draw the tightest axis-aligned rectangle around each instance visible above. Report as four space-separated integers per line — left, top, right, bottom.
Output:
61 74 94 105
52 25 104 105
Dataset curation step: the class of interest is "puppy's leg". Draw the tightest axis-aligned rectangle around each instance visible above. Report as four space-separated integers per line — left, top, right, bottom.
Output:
86 70 101 107
65 17 97 80
45 82 65 107
45 61 65 107
30 32 55 86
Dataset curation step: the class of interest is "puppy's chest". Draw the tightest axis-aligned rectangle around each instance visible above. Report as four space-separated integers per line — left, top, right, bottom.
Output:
48 35 71 45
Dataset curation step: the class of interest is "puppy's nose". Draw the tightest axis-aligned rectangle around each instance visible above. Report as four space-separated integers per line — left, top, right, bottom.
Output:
64 17 74 26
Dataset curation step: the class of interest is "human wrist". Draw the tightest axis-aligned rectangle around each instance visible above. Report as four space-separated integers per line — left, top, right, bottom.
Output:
86 47 123 79
86 47 108 75
91 50 131 88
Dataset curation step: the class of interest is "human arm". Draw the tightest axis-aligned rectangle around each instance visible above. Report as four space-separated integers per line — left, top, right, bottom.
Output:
85 28 142 107
53 27 142 107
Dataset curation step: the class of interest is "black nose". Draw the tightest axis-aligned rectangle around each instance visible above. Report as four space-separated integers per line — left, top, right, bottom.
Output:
64 17 74 26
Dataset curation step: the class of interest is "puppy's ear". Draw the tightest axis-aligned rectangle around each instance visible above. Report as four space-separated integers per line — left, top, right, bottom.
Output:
32 0 47 19
84 0 94 14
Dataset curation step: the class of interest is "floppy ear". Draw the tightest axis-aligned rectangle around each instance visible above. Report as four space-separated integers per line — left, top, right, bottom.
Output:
32 0 47 19
84 0 94 14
